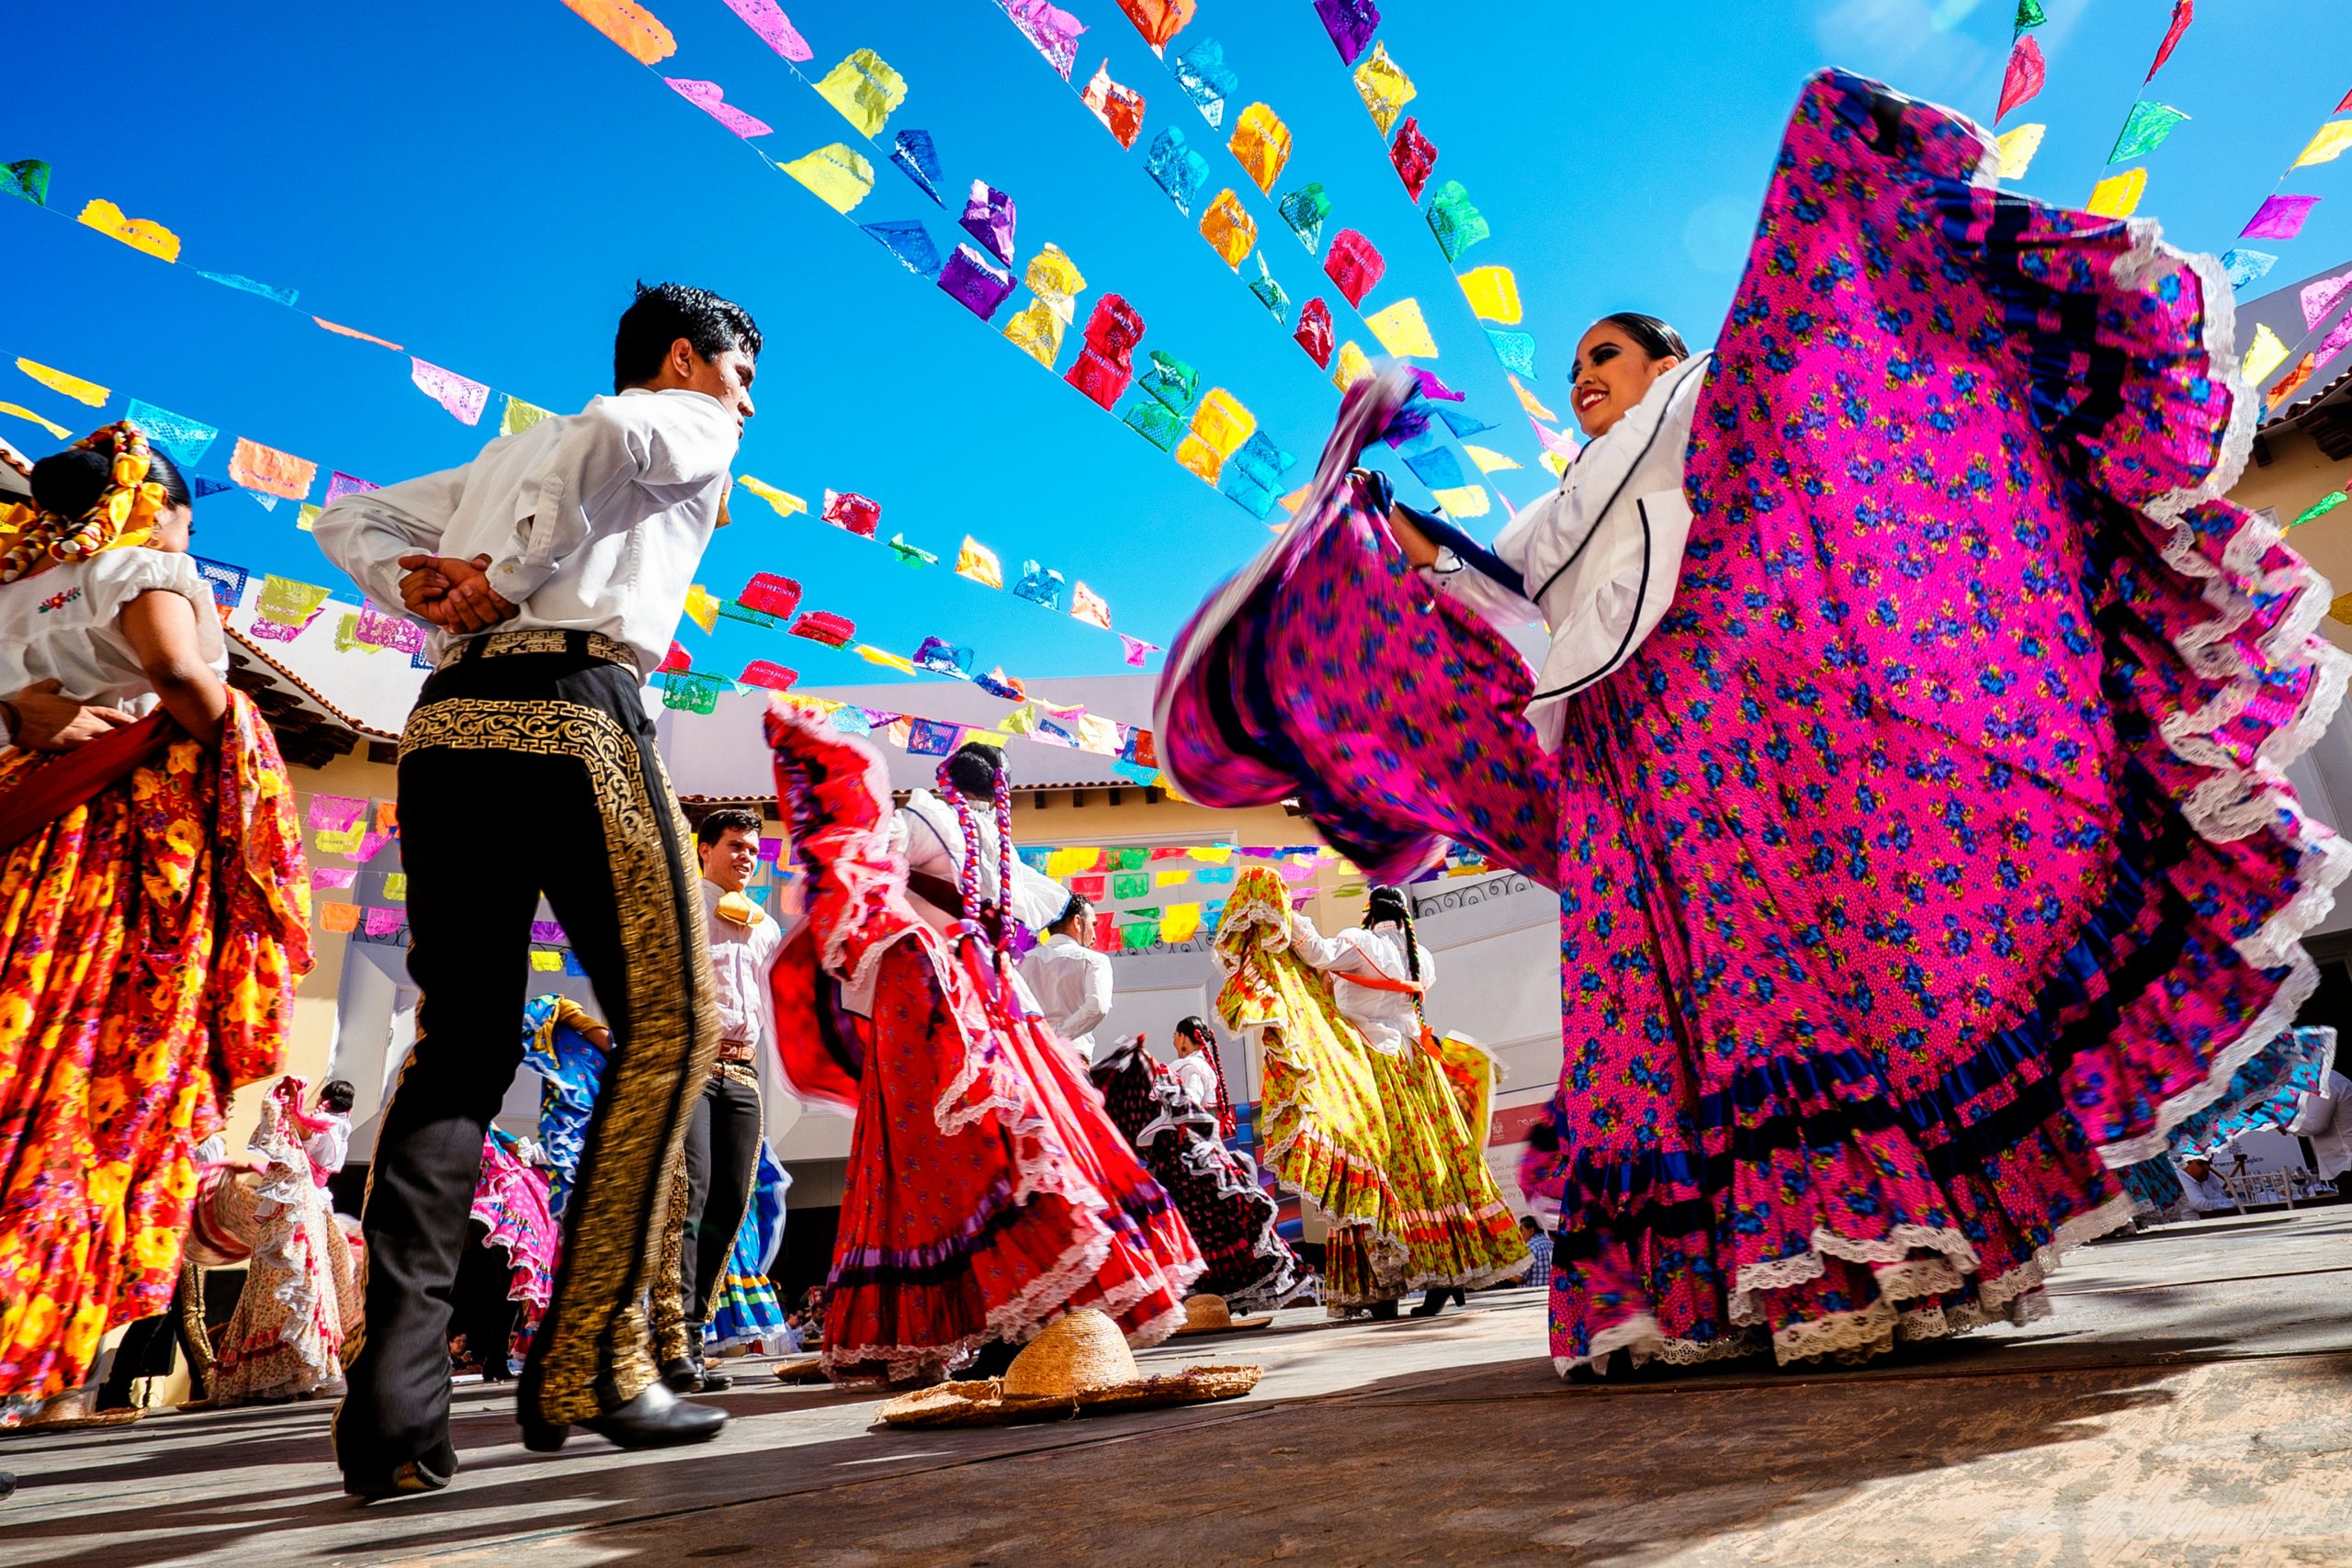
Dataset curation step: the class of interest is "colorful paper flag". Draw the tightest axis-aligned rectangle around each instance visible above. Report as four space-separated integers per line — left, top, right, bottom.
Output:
1330 341 1374 391
2108 102 2188 164
684 584 721 633
1003 299 1066 367
888 533 938 568
1069 581 1112 629
410 358 490 425
1323 229 1385 307
16 358 106 407
0 402 68 439
2242 321 2290 387
314 317 402 351
501 396 555 436
2294 122 2352 170
2292 491 2349 527
1173 38 1237 128
741 572 802 617
1228 103 1292 192
75 197 180 263
1008 0 1086 79
1351 40 1416 135
258 574 333 628
2243 195 2321 241
956 536 1003 588
960 181 1018 265
890 129 944 206
2268 353 2319 410
1199 189 1256 269
1510 375 1557 423
855 644 917 674
559 0 676 62
1995 123 2046 180
721 0 812 60
1389 117 1438 202
231 437 317 501
737 475 808 516
1314 0 1380 65
1118 633 1160 667
938 243 1015 318
740 659 797 691
1278 183 1331 251
2301 270 2352 332
814 49 907 138
1996 36 2045 121
2222 249 2279 289
1081 62 1147 148
2086 168 2147 220
198 271 298 307
1364 298 1438 357
320 902 361 934
1461 443 1521 474
664 77 772 138
782 144 876 214
1425 180 1488 263
1 159 50 206
2143 0 2193 82
822 489 881 538
1145 127 1210 216
1431 485 1490 518
1116 0 1194 49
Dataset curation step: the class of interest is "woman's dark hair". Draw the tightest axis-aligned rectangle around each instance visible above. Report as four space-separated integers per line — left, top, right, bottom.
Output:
1364 886 1424 990
943 739 1005 802
695 806 763 847
29 438 190 516
1594 311 1690 364
319 1079 356 1113
1174 1015 1214 1046
614 280 763 391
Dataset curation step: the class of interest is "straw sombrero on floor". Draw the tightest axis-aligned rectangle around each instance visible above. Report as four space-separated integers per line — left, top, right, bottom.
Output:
875 1310 1261 1429
772 1355 827 1384
1170 1293 1273 1337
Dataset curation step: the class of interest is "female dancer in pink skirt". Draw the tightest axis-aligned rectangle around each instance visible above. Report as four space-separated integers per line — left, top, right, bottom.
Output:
1157 70 2346 1374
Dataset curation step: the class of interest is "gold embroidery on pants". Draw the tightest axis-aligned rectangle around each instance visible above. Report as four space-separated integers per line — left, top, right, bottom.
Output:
650 1138 693 1365
399 696 722 1424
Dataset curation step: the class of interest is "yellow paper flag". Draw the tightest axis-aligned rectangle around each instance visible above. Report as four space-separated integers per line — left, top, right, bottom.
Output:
1541 450 1570 478
1160 903 1202 943
1154 869 1191 886
1023 243 1088 323
1173 434 1225 484
501 396 554 436
1995 123 2046 181
385 872 408 901
1511 375 1558 423
0 402 70 439
298 503 322 534
75 198 180 263
1431 485 1491 518
1351 41 1417 136
2293 120 2352 169
856 644 917 674
1330 341 1374 391
956 536 1003 589
16 358 107 407
1363 298 1438 357
1002 299 1067 367
1227 103 1293 192
782 144 876 214
684 584 720 633
814 49 907 137
530 949 565 972
1462 443 1521 474
737 475 808 516
1186 845 1234 863
1457 265 1522 324
2086 167 2146 219
1190 388 1256 457
2242 321 2290 388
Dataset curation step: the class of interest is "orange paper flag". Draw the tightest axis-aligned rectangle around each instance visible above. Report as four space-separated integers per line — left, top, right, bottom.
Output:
560 0 678 63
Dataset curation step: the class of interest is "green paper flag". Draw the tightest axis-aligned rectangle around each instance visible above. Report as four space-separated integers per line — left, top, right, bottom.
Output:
2013 0 2045 30
1112 871 1150 899
887 532 938 568
2108 102 2188 164
2291 491 2349 528
1 159 51 206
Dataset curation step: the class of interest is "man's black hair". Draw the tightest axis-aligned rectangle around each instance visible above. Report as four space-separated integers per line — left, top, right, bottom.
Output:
319 1079 357 1113
614 281 763 392
696 806 763 848
1057 892 1092 931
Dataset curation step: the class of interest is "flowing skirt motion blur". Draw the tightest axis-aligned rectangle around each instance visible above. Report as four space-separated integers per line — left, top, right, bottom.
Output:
1090 1037 1306 1313
1213 872 1524 1306
1158 71 2348 1371
0 694 311 1416
765 705 1203 1385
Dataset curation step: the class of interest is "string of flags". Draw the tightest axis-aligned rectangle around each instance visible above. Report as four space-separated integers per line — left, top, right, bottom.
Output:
726 474 1162 665
0 160 562 446
1308 0 1571 491
555 0 1309 524
983 0 1510 521
2228 81 2352 410
2080 1 2196 222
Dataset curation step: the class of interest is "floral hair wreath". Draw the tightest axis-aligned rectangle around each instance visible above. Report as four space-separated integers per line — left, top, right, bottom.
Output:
0 420 168 584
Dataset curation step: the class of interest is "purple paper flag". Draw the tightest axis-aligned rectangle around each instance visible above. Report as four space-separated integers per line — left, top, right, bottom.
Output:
758 836 782 863
938 243 1016 319
959 180 1017 264
410 358 489 425
2315 308 2352 367
664 77 773 139
355 602 425 654
531 919 568 944
324 471 379 506
1007 0 1086 81
722 0 813 61
2241 195 2321 242
1409 367 1466 402
907 718 961 756
1313 0 1380 64
2301 269 2352 331
1118 633 1160 667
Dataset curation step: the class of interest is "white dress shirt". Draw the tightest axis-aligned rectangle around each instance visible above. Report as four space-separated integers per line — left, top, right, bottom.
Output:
703 877 785 1064
313 387 740 675
1169 1050 1220 1111
1425 354 1709 750
2288 1068 2352 1179
1286 915 1432 1055
1023 931 1114 1058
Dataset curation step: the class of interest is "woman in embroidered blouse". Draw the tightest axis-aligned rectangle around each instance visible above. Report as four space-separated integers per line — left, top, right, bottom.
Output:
1160 70 2346 1376
0 424 310 1420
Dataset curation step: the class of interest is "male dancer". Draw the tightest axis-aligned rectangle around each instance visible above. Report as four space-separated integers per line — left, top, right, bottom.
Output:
315 283 757 1497
1023 893 1113 1062
651 807 778 1393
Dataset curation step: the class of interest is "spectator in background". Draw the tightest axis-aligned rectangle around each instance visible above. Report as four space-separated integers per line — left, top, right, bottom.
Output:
1518 1215 1553 1291
2177 1155 2237 1215
307 1080 356 1180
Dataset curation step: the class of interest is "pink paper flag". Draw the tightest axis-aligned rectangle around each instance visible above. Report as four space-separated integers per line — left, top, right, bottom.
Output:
1118 633 1160 667
721 0 813 61
1007 0 1086 81
2315 308 2352 367
324 471 379 506
2144 0 2192 82
1996 36 2045 122
2302 270 2352 332
664 77 773 138
365 908 407 938
306 793 368 831
410 358 490 425
2242 195 2321 242
310 867 356 891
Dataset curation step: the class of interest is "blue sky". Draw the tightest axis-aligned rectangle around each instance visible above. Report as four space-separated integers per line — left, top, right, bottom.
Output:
7 0 2352 726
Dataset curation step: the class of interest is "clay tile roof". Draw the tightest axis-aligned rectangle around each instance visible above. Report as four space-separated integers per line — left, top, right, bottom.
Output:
225 626 398 770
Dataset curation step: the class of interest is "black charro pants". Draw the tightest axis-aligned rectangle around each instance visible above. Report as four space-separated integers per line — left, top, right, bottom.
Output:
676 1066 763 1329
334 636 720 1476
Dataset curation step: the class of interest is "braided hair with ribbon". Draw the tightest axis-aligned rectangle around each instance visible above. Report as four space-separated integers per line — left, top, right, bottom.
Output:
0 422 187 584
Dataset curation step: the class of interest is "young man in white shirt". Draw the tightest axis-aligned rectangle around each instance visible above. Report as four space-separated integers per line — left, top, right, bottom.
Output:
651 807 779 1395
315 283 758 1497
1023 894 1114 1061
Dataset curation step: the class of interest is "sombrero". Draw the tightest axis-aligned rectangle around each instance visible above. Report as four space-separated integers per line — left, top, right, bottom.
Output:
772 1355 828 1384
1170 1293 1273 1337
874 1310 1261 1429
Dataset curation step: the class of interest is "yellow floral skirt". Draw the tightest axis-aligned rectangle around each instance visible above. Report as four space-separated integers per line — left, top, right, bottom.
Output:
0 694 310 1408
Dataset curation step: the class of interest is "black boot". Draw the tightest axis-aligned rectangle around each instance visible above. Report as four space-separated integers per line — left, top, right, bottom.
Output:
661 1348 702 1394
1366 1299 1400 1321
694 1338 732 1393
519 1381 727 1453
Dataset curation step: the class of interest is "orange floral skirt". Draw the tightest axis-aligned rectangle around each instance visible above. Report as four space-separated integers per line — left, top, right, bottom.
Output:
0 692 311 1408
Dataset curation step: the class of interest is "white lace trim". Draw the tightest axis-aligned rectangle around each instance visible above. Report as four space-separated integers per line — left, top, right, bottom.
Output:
1727 1223 1982 1324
